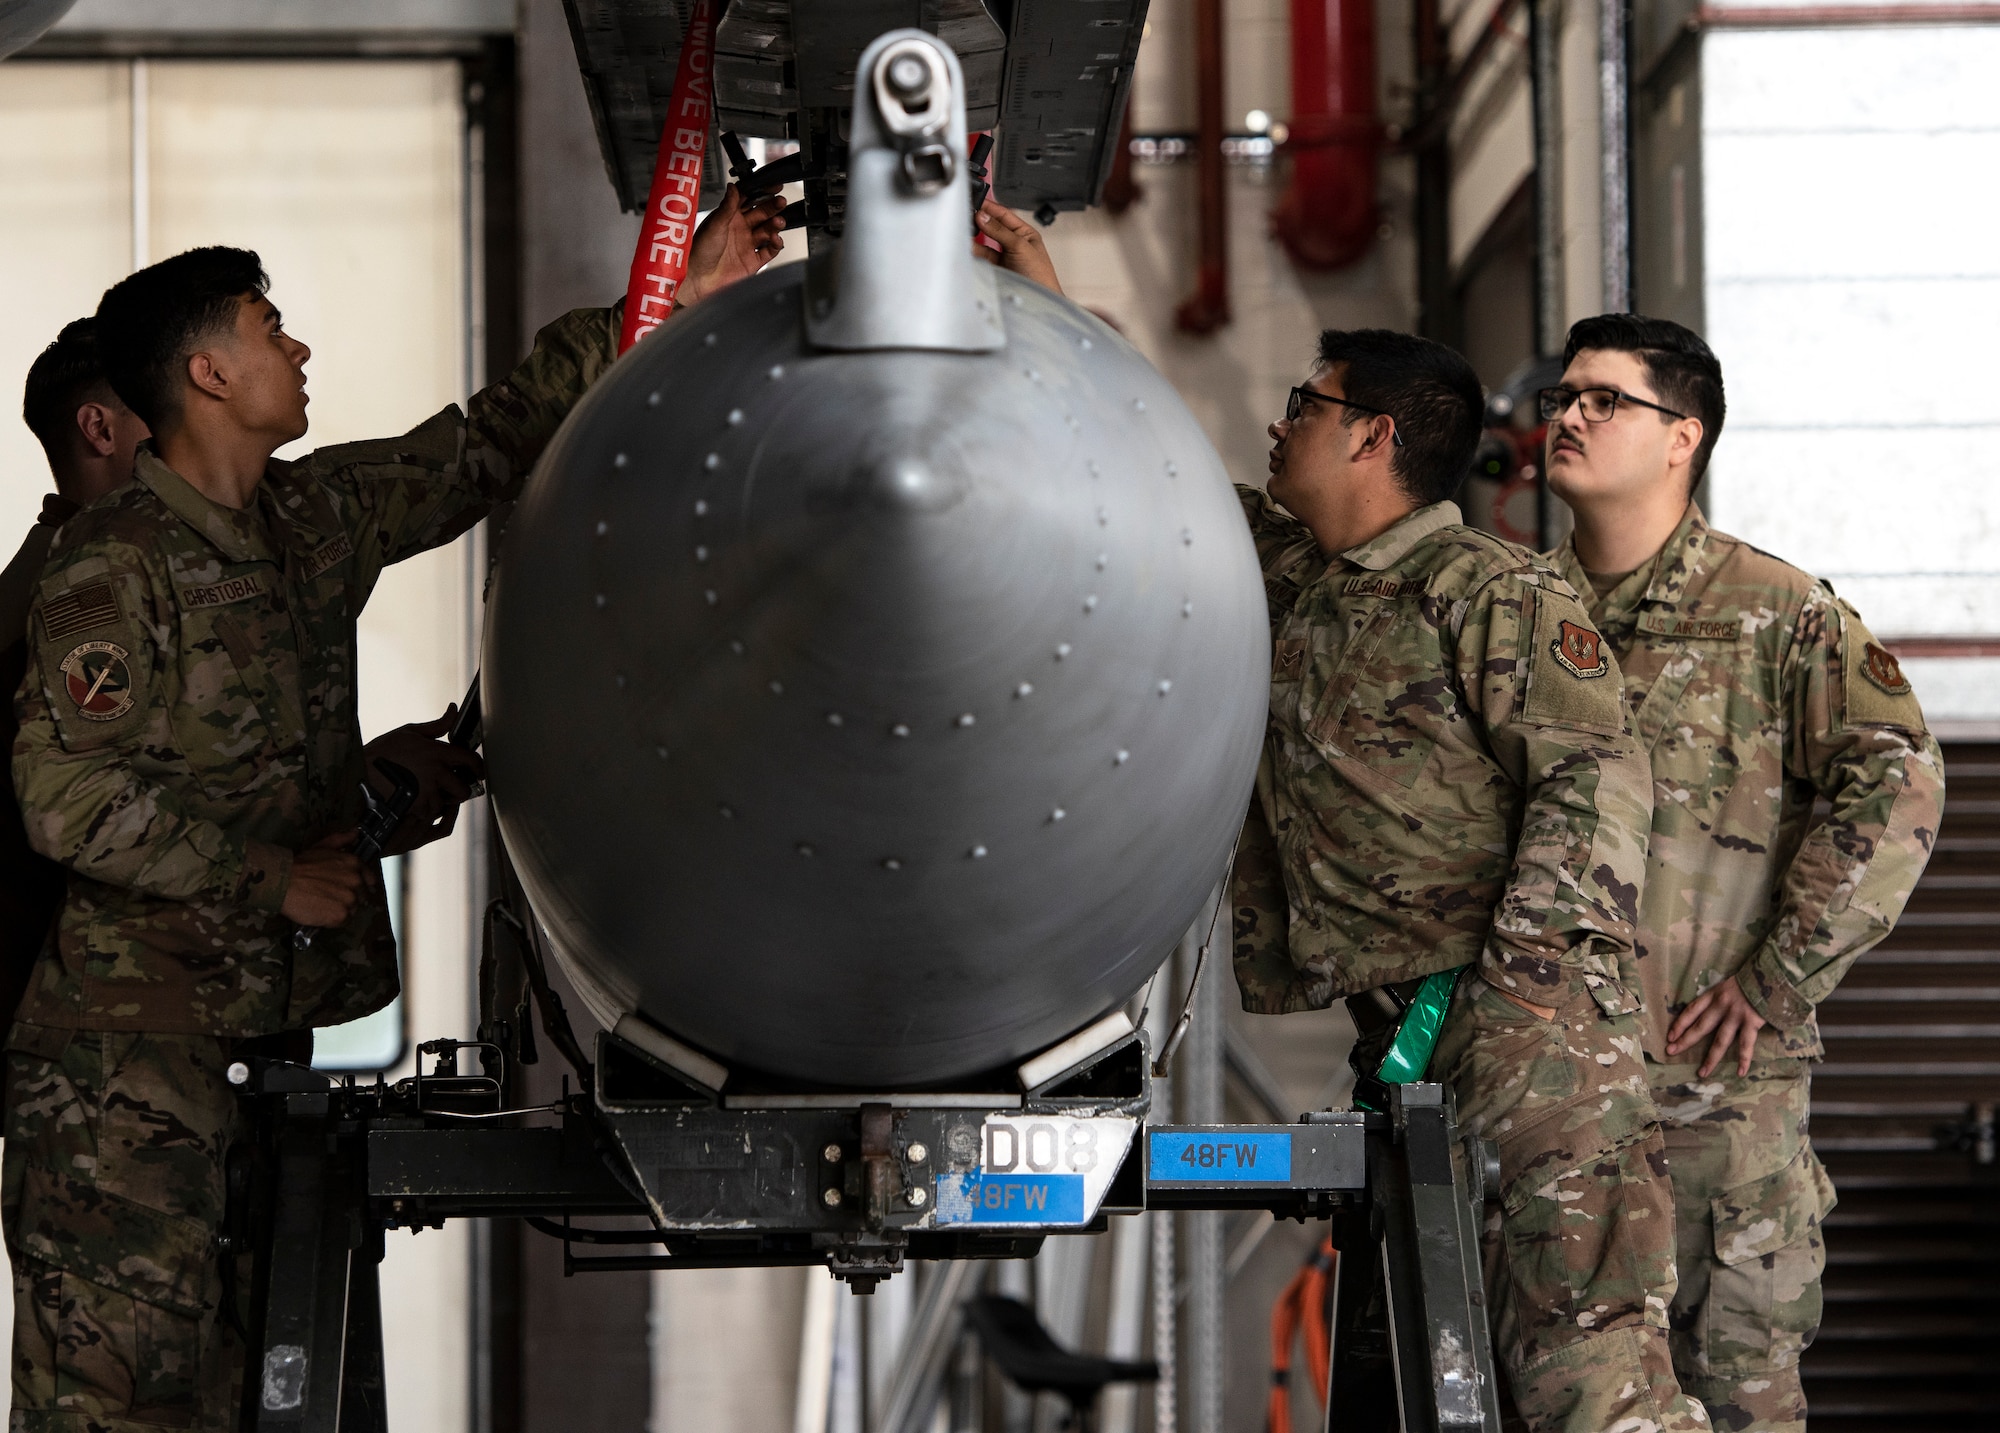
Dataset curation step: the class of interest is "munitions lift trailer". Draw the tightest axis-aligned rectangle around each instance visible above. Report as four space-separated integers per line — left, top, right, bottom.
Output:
231 1018 1503 1432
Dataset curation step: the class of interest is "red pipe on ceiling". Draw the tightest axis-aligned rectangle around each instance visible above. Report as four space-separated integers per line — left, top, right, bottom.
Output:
1272 0 1382 270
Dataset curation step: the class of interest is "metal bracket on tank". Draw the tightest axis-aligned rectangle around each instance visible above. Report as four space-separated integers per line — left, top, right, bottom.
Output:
803 29 1006 354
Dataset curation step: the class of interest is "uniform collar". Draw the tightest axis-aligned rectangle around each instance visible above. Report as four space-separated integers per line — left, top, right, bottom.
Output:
1340 500 1461 572
1553 502 1711 617
38 492 81 527
133 446 277 564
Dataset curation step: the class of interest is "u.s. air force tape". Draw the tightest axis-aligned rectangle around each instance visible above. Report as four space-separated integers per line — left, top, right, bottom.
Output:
60 640 135 721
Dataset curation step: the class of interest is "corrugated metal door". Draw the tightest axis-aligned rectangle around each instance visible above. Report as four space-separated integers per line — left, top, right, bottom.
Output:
1802 740 2000 1431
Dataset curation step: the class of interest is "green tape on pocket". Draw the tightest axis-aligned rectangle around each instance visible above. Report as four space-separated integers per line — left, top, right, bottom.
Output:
1376 968 1464 1084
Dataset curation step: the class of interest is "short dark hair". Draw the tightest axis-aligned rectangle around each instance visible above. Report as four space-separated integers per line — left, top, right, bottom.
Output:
94 246 269 431
22 318 119 465
1562 313 1726 484
1314 329 1483 507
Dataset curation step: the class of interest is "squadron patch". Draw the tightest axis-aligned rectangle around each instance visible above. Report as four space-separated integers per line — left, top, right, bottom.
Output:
60 640 135 722
1551 619 1610 680
1861 641 1912 696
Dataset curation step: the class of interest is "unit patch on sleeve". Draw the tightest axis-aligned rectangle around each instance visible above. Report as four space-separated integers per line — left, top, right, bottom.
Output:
1837 602 1926 731
179 572 269 609
1552 619 1610 679
41 582 120 643
300 533 355 581
59 641 135 721
1860 641 1911 696
1522 589 1626 732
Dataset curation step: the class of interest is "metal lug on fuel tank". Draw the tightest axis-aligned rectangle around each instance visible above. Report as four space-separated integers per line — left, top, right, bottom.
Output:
804 30 1002 354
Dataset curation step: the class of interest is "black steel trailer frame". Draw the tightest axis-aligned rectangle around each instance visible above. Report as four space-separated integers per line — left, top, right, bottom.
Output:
232 1028 1502 1433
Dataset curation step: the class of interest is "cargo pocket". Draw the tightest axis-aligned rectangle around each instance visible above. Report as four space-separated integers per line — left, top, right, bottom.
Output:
1699 1146 1836 1374
15 1163 214 1318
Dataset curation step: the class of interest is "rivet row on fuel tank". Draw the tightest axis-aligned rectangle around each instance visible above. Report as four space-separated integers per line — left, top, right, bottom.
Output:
594 593 607 609
719 804 735 818
1096 507 1108 526
1007 293 1022 307
705 333 718 346
826 712 844 727
769 681 784 696
768 364 785 380
797 843 815 857
957 713 976 728
695 546 710 562
1165 461 1178 478
613 453 629 469
1182 529 1195 545
1079 337 1093 351
694 500 709 516
1095 552 1108 570
1116 750 1130 765
1055 643 1072 659
891 723 911 738
615 673 627 689
1015 683 1033 698
1133 399 1147 413
1024 368 1039 382
1183 600 1194 618
647 391 662 407
970 845 989 859
595 520 609 536
1083 595 1098 612
704 453 721 471
656 746 669 759
704 590 718 605
727 409 744 425
1158 680 1173 696
1087 460 1100 478
1050 808 1066 822
730 640 745 655
882 857 903 870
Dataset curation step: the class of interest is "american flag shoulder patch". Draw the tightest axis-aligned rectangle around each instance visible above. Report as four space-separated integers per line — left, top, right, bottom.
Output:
41 581 121 643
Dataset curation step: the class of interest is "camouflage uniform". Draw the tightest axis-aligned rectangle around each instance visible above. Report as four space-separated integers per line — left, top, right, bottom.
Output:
1230 489 1706 1433
0 496 79 1028
4 306 619 1431
1550 504 1944 1433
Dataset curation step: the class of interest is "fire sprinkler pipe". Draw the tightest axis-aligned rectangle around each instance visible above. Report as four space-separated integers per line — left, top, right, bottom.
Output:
1175 0 1231 333
1271 0 1382 271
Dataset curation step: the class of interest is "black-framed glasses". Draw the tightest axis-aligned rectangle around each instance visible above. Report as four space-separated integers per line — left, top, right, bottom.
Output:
1286 386 1406 446
1537 386 1689 424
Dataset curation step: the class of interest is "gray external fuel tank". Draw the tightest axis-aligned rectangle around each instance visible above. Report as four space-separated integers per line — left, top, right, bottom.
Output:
483 32 1269 1088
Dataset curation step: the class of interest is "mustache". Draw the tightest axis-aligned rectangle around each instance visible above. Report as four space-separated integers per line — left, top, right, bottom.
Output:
1550 429 1585 454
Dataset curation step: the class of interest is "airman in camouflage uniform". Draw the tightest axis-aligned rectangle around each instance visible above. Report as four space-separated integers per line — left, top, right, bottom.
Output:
3 252 619 1427
1542 314 1944 1433
1231 330 1706 1433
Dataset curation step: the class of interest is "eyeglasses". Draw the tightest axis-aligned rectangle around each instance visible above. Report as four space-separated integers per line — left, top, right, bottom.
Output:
1537 386 1688 424
1285 386 1405 447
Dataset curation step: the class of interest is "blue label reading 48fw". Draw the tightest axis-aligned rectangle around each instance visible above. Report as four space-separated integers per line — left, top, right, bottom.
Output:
1149 1130 1293 1182
933 1172 1086 1225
